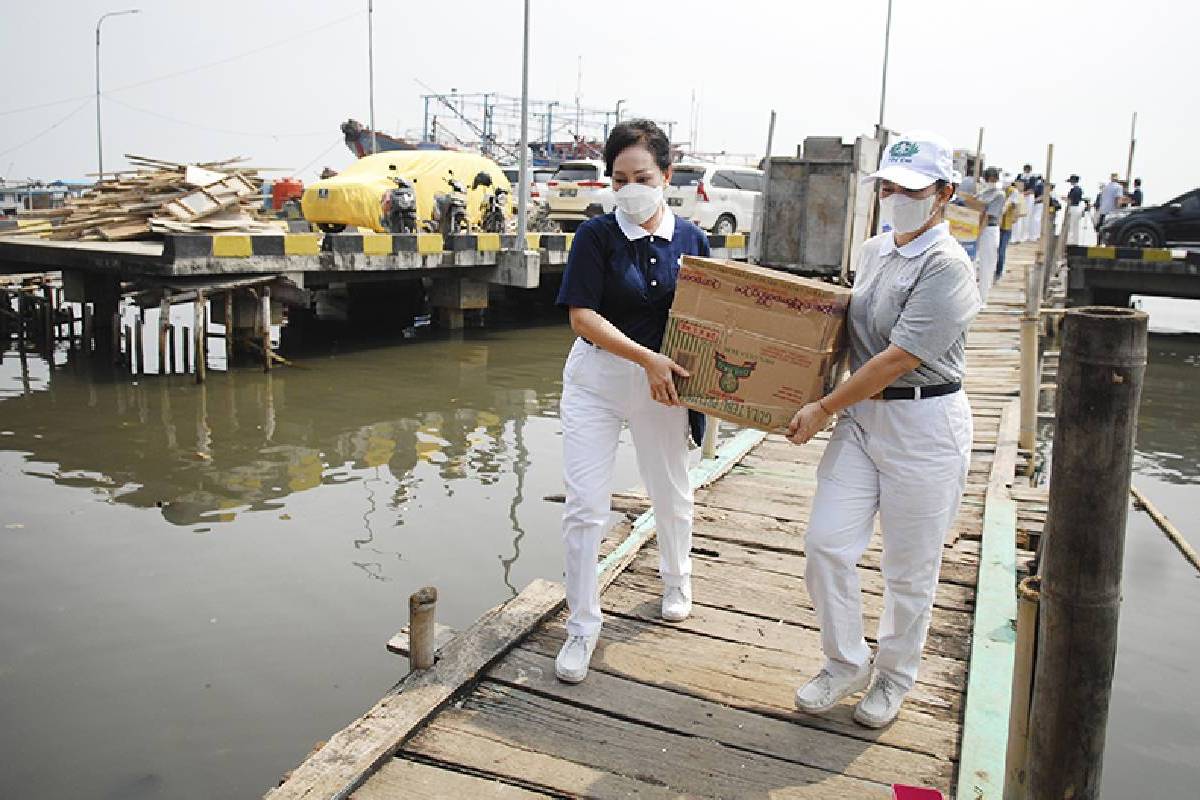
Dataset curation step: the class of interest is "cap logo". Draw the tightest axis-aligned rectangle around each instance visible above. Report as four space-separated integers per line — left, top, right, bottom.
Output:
889 141 920 160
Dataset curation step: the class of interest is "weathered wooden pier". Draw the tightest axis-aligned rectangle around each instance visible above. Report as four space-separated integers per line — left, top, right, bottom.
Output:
265 246 1051 799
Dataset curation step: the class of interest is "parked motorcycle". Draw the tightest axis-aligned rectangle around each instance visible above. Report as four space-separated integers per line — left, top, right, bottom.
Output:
473 171 509 233
427 171 468 236
380 176 418 234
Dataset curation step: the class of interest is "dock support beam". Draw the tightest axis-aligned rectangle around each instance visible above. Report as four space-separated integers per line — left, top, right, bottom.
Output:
1024 306 1147 799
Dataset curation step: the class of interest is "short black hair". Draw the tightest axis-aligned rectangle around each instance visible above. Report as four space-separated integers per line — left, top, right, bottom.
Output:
604 119 671 177
1134 178 1142 186
1023 164 1032 171
983 167 1000 181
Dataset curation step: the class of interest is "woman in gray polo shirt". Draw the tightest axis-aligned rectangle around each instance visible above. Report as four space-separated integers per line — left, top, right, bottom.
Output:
787 132 980 729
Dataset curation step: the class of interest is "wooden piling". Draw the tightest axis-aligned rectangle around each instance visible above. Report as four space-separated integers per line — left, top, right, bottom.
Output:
194 291 206 384
1025 306 1148 799
225 290 235 366
124 324 134 373
112 311 122 365
1004 575 1041 800
261 287 272 372
66 305 76 349
158 290 170 375
182 326 191 374
408 587 439 672
168 325 177 374
42 285 54 344
1019 145 1053 472
701 415 719 459
82 303 93 353
134 319 145 375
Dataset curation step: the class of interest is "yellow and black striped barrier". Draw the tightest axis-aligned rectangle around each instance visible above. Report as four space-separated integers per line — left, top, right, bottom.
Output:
1066 244 1188 264
166 232 584 259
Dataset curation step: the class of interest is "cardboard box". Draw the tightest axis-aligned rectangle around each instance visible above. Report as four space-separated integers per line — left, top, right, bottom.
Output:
662 255 851 433
945 203 984 242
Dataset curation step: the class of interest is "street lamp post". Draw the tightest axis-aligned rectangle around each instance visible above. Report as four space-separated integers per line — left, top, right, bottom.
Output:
516 0 530 240
368 0 377 154
878 0 893 132
95 9 140 183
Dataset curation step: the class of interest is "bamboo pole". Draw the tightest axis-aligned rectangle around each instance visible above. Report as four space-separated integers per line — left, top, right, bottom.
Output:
1025 306 1148 799
260 287 272 372
194 291 206 384
1130 484 1200 575
408 587 438 672
1019 144 1053 469
158 290 170 375
167 324 177 374
66 306 77 349
1005 575 1041 800
42 285 54 345
112 311 121 364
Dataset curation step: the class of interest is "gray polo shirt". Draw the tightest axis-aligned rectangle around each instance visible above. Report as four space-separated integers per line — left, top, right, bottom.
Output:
976 183 1006 225
848 222 981 387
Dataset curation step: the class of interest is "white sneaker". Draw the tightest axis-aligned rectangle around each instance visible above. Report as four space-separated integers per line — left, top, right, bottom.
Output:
661 581 692 622
794 661 872 715
555 631 599 684
854 671 906 728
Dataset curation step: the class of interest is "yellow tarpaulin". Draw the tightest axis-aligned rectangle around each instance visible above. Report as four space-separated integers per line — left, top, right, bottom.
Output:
300 151 513 232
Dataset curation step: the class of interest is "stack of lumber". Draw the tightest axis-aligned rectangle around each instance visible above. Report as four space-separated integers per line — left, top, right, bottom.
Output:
6 154 282 241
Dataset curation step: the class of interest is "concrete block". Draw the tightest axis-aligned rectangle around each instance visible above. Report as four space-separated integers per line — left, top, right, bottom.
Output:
429 277 488 310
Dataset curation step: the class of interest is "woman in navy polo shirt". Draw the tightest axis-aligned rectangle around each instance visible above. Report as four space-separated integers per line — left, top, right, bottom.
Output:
553 120 710 684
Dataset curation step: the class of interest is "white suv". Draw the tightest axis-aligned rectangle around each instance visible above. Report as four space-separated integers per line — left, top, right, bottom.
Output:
546 160 614 230
665 164 763 235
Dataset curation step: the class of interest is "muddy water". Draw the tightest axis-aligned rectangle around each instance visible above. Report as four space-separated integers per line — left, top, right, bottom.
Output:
0 315 654 799
1 295 1198 798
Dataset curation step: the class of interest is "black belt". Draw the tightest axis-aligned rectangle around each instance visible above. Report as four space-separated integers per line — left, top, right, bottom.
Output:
873 382 961 400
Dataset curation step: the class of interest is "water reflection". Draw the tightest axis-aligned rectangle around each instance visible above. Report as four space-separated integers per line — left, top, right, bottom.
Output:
0 327 572 572
1133 336 1200 484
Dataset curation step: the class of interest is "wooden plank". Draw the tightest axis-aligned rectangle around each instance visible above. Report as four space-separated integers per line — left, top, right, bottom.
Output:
265 578 565 800
408 682 894 799
385 623 458 657
351 758 549 799
487 646 954 788
522 615 960 760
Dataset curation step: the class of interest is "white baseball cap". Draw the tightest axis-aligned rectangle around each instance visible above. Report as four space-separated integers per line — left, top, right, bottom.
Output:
866 130 956 190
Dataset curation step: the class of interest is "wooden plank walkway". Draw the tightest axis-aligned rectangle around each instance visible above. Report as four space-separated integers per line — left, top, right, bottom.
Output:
269 245 1044 800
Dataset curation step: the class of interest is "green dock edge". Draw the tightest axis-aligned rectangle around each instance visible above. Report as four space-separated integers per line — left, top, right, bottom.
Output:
597 428 767 577
956 491 1018 799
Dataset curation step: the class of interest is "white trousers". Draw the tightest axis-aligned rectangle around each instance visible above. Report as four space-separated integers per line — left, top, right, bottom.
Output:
560 338 693 637
1029 201 1044 242
975 225 999 302
1065 206 1083 245
804 392 972 691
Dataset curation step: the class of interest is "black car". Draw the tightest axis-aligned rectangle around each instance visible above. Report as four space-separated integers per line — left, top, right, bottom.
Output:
1100 188 1200 247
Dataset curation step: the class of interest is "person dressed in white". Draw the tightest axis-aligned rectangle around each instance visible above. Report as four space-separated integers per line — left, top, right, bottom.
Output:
1097 173 1126 232
787 131 979 729
553 119 712 684
962 166 1004 301
1064 174 1085 246
1015 165 1035 241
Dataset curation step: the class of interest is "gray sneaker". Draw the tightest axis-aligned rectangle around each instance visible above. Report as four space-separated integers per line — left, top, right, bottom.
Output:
555 631 599 684
853 671 906 728
794 661 872 715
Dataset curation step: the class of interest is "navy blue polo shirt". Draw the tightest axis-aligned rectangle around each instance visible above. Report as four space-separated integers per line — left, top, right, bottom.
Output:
556 209 711 352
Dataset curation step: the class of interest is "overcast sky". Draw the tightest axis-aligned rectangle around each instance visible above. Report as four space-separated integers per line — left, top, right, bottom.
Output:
3 0 1196 201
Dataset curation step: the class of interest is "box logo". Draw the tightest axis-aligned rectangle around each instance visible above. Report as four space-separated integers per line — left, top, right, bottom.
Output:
714 351 757 393
889 141 919 160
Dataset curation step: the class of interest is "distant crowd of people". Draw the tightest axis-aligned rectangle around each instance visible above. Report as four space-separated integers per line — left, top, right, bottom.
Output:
956 165 1144 302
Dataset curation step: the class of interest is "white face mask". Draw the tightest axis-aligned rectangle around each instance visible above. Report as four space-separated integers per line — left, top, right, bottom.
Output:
614 183 663 224
881 192 939 234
